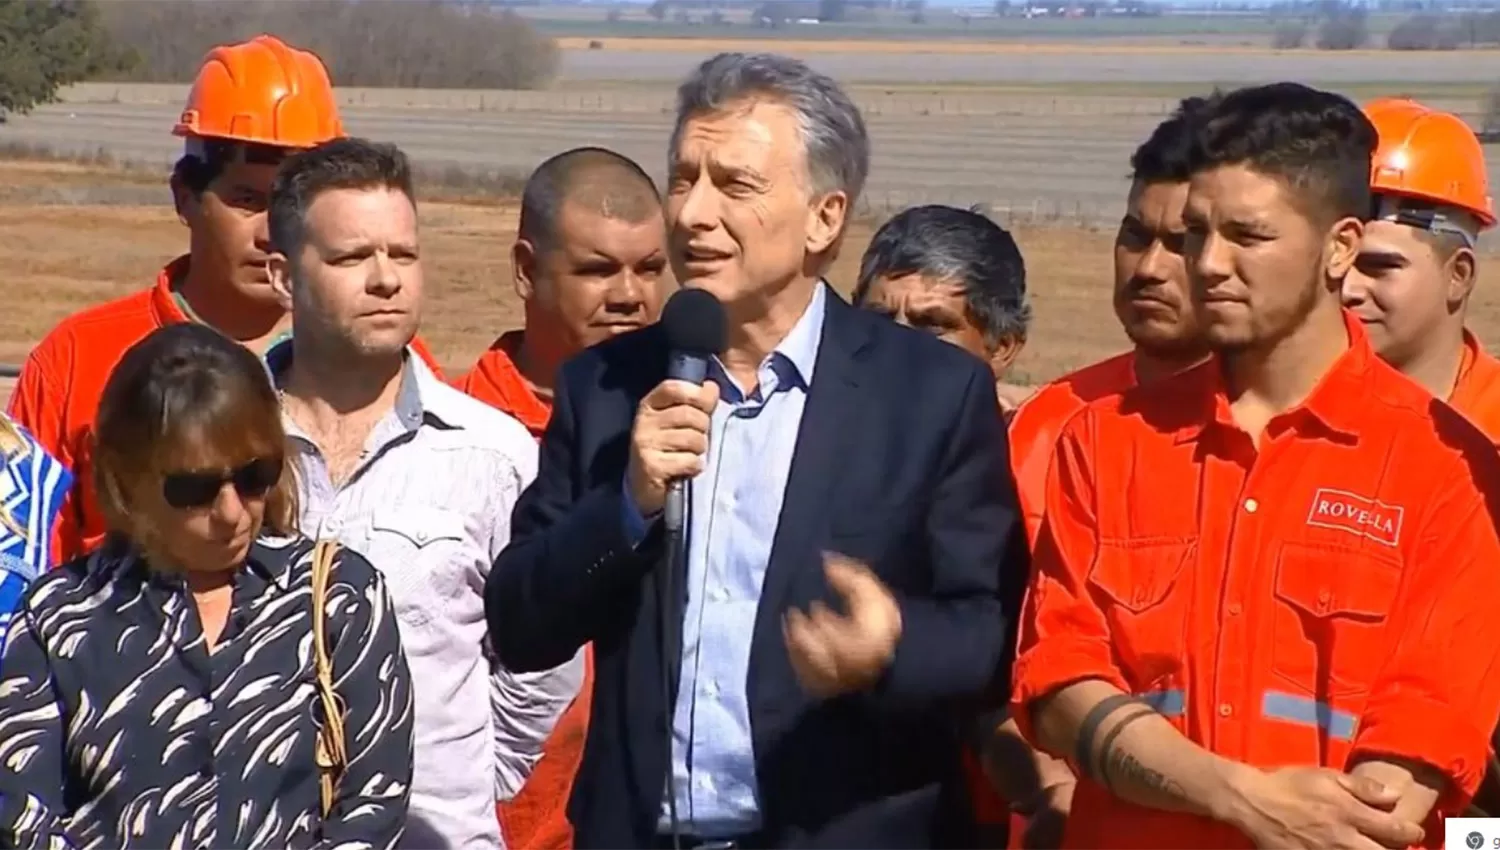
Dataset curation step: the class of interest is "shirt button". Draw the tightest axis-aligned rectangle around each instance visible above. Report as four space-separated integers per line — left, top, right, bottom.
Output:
1227 602 1243 616
1244 498 1259 513
324 518 341 534
1132 589 1147 606
710 588 728 603
697 774 714 789
1218 703 1233 717
705 681 720 697
1317 590 1331 609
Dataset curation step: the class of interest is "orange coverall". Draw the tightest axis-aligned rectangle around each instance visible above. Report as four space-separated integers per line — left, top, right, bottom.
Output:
1011 313 1500 848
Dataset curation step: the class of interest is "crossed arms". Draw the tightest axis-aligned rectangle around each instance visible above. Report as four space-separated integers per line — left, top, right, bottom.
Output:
1010 411 1500 846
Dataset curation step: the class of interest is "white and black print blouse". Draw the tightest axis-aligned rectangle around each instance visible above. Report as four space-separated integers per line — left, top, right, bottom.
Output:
0 533 415 850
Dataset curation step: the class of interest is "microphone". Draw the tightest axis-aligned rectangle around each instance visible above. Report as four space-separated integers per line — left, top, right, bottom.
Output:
658 288 727 536
656 287 727 849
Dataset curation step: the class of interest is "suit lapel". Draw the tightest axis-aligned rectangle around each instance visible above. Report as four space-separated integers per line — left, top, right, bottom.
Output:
749 293 872 683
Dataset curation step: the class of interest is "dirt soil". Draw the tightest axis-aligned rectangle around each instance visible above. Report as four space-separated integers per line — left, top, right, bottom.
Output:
3 161 1500 394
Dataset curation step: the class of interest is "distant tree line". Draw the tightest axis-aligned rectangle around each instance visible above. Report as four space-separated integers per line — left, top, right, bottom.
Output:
97 1 558 89
1270 1 1500 49
0 0 559 119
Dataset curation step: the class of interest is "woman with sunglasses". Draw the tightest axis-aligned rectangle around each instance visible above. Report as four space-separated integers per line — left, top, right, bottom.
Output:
0 323 415 850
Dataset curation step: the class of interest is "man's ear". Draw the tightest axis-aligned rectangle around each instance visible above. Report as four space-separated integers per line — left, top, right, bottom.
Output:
1325 215 1364 283
267 252 295 312
806 190 849 256
512 239 538 303
170 172 195 228
989 334 1026 379
1446 246 1478 311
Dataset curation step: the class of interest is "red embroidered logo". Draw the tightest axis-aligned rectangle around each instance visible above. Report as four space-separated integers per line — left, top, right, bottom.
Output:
1305 488 1403 547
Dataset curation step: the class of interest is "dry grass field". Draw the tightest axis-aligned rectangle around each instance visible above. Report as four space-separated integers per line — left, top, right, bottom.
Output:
3 40 1499 403
3 158 1500 408
9 81 1496 232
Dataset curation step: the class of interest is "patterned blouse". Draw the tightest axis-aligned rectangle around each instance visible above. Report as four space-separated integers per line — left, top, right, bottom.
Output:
0 533 415 850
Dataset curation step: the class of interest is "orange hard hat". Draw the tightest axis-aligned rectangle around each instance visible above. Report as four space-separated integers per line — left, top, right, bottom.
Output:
173 34 343 149
1364 97 1495 229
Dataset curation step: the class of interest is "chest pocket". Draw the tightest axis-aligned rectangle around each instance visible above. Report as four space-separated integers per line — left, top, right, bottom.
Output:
1270 541 1401 701
1085 540 1194 690
366 507 472 626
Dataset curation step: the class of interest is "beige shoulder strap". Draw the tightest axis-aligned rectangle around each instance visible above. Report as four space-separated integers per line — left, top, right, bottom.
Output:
310 539 349 819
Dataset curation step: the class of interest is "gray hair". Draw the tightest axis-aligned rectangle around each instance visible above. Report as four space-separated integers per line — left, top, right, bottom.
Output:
853 204 1032 345
671 52 870 204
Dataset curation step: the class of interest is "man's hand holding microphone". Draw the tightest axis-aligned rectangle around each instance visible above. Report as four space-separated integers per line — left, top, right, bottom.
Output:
636 288 902 703
627 378 719 517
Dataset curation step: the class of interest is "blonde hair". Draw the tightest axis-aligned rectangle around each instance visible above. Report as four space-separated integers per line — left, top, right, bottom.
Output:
0 418 31 541
92 324 298 564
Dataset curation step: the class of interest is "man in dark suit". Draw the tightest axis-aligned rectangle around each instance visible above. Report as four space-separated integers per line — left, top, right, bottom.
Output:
486 51 1029 849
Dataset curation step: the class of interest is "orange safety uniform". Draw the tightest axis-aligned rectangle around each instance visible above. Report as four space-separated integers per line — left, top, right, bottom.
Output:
454 331 552 438
955 352 1142 843
1009 351 1140 548
1011 312 1500 849
8 257 445 564
1450 330 1500 442
1364 98 1500 446
455 330 592 850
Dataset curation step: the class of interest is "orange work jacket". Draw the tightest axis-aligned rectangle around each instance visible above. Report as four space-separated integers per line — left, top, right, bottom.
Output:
1012 313 1500 848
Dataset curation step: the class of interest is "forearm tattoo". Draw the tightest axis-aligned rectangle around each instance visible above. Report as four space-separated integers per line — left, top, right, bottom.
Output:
1074 694 1146 781
1102 747 1190 801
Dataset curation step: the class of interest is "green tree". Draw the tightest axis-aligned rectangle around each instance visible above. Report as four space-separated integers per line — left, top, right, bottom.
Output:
0 0 124 119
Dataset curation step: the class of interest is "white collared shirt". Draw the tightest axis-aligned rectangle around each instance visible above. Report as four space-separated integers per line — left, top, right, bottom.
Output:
273 345 584 850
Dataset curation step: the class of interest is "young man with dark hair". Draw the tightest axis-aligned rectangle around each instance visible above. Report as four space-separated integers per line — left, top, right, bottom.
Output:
853 204 1033 414
266 138 582 850
975 102 1214 849
1343 97 1499 437
7 35 440 566
455 146 669 850
1008 95 1213 548
1012 82 1500 848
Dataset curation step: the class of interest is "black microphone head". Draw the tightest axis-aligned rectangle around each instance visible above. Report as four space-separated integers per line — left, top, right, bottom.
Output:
660 287 727 356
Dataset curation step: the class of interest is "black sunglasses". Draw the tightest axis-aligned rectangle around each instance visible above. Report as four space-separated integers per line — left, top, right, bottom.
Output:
162 456 283 510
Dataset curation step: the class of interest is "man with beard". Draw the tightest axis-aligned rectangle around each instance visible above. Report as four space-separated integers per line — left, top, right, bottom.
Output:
266 138 582 850
980 101 1212 848
1012 82 1500 849
456 147 669 850
1008 96 1212 549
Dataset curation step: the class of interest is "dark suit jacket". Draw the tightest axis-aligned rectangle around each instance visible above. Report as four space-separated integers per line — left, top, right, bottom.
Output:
486 289 1030 849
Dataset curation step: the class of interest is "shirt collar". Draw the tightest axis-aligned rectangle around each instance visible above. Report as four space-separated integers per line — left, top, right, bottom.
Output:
265 339 459 434
469 331 551 437
149 255 194 327
1184 309 1371 442
778 281 827 387
108 531 297 594
710 281 826 401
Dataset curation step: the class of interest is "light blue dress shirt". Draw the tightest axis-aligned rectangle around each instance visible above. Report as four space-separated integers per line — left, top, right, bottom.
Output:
623 284 827 836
